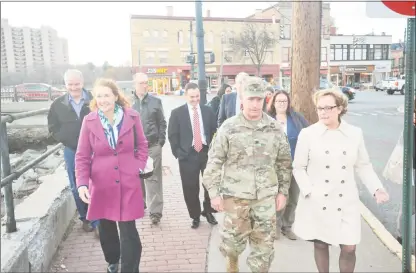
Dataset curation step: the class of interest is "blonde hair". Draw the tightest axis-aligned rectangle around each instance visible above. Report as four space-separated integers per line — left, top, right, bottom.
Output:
313 88 348 117
89 78 131 111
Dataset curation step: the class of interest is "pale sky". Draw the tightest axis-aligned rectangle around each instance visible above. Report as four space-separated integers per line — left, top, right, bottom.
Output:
0 1 407 66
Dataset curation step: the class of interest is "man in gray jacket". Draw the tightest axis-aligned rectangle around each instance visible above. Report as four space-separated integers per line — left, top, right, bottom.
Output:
132 72 167 225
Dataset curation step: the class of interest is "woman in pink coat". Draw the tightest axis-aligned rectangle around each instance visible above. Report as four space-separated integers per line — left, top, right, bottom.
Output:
75 78 148 273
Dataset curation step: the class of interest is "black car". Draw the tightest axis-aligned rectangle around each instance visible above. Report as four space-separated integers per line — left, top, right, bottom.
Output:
340 86 356 101
319 79 355 101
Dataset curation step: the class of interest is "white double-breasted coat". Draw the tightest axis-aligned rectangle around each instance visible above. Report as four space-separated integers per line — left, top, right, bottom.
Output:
292 120 384 245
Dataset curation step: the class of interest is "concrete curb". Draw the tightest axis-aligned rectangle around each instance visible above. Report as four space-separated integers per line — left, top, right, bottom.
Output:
359 201 415 272
1 164 76 272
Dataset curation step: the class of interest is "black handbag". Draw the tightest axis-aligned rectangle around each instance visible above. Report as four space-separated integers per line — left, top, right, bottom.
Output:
133 125 154 179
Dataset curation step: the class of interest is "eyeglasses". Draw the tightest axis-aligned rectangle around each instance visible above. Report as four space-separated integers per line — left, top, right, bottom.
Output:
137 81 148 85
276 100 288 104
316 106 337 112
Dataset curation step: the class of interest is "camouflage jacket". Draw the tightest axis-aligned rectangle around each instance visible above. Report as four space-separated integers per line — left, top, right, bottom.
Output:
203 112 292 200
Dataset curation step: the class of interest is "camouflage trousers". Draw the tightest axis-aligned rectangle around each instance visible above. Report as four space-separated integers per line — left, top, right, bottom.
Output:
220 195 276 273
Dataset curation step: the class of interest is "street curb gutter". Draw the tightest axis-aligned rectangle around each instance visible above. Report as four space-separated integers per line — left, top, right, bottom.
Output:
360 202 415 272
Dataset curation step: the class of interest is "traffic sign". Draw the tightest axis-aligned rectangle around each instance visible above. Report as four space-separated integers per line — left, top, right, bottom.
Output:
366 1 415 18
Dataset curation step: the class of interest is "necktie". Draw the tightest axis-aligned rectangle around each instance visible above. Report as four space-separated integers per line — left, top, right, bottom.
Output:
192 106 203 152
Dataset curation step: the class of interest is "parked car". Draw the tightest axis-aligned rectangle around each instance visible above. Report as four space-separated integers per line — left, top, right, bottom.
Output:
14 83 66 102
381 76 405 95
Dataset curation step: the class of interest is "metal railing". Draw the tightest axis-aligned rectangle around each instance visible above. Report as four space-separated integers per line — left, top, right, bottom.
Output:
0 108 63 233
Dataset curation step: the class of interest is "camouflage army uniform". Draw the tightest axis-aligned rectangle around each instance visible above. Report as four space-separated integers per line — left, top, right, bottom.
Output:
203 77 292 273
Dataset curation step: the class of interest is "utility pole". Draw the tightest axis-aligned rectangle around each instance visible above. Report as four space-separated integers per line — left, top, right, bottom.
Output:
402 28 406 75
189 21 195 80
138 48 142 72
290 1 321 123
402 18 415 273
195 0 207 105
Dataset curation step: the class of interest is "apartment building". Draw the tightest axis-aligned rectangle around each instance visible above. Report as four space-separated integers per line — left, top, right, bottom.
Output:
248 1 332 90
130 7 281 93
329 34 392 86
1 18 69 73
390 42 404 77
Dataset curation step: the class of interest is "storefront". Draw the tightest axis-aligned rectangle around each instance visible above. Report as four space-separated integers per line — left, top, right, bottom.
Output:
330 65 375 87
280 62 329 92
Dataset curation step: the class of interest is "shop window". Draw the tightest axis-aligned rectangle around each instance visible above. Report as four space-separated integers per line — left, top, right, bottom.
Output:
330 45 335 61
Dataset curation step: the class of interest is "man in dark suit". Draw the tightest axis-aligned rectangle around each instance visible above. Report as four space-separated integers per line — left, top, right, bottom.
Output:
168 82 218 229
217 72 248 127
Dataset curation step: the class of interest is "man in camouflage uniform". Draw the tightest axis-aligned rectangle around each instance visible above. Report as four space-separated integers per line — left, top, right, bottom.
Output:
203 76 292 273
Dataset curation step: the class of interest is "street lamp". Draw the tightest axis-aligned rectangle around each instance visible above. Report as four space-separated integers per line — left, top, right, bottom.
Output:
195 0 208 105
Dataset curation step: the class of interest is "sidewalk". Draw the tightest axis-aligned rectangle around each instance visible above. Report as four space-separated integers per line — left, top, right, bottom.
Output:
207 213 402 272
49 144 212 272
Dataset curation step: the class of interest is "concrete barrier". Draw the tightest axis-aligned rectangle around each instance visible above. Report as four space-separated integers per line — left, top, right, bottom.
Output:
1 164 76 272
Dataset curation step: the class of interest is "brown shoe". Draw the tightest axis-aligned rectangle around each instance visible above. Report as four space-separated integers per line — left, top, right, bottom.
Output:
82 220 94 232
226 256 239 273
282 229 297 240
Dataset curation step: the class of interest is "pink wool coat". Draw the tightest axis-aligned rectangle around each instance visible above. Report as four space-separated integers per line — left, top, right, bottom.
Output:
75 108 148 222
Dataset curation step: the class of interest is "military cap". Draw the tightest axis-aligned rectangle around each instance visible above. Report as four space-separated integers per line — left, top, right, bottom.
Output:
241 77 266 99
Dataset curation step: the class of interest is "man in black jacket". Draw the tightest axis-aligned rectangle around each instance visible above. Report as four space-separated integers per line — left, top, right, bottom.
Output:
132 72 167 225
168 82 218 229
47 69 99 234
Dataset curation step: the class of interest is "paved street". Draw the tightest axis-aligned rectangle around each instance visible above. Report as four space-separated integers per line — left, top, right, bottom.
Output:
343 91 405 236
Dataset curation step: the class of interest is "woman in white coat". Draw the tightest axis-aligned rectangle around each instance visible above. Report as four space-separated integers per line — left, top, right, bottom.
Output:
292 89 390 273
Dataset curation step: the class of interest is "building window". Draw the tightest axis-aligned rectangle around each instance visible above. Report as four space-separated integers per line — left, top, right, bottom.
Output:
282 47 291 62
208 31 214 44
162 30 168 38
374 45 382 60
144 51 155 64
178 31 183 44
143 30 150 38
224 51 233 63
382 44 390 60
220 31 226 44
333 44 348 61
158 51 168 64
282 24 291 40
228 31 235 44
321 47 327 61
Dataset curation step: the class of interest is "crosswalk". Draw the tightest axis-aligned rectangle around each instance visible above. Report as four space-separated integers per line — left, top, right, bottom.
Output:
346 110 403 117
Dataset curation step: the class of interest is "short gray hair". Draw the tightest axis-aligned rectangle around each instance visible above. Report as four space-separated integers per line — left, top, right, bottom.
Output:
235 72 249 85
64 69 83 83
133 72 148 81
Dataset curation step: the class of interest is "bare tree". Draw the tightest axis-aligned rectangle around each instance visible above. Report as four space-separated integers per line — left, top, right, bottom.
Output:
232 23 276 76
